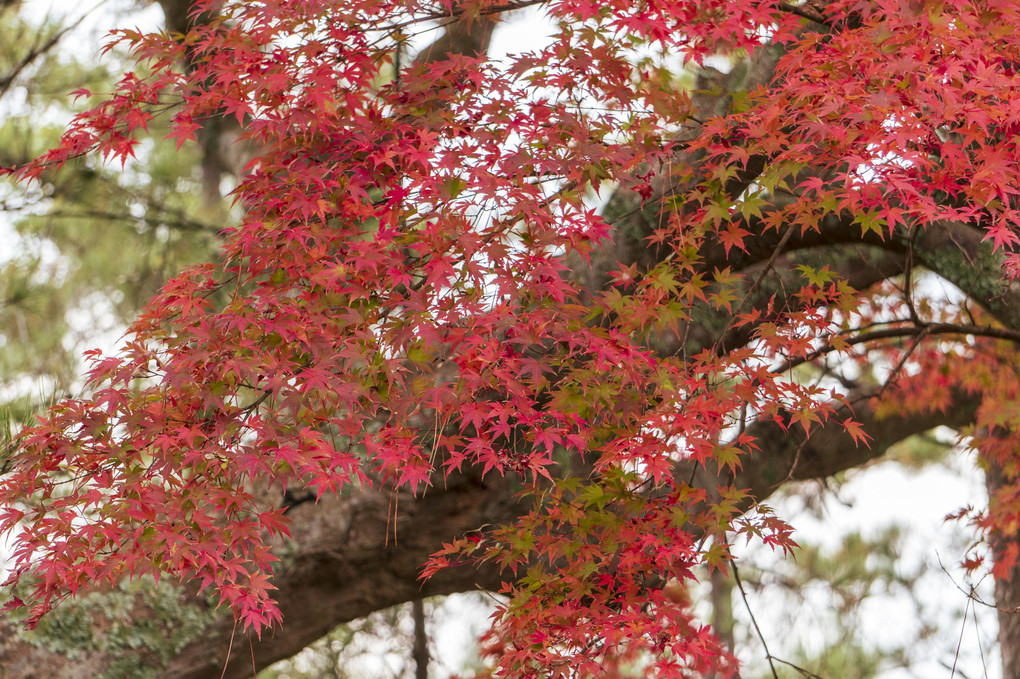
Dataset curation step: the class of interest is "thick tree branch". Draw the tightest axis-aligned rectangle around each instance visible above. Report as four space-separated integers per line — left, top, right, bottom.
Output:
0 470 525 679
0 381 977 678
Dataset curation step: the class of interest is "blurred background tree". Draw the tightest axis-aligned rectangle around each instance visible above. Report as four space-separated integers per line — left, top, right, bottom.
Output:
0 0 220 423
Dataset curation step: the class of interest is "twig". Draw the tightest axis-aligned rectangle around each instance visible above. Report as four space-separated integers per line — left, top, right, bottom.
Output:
220 617 238 679
0 5 95 98
731 560 779 679
377 0 551 32
951 594 970 679
248 632 257 679
715 224 796 351
732 560 826 678
874 326 929 402
936 553 1009 612
777 1 830 25
903 225 921 325
776 321 1020 374
777 429 813 488
972 597 990 679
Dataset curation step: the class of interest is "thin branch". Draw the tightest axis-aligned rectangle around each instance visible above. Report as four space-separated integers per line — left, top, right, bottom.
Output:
951 595 970 679
875 326 929 402
715 224 796 351
903 225 921 325
0 6 95 98
778 321 1020 373
777 1 830 25
731 560 779 679
777 429 813 488
972 597 990 679
378 0 550 32
936 553 1012 613
732 560 826 678
41 209 220 234
770 656 826 678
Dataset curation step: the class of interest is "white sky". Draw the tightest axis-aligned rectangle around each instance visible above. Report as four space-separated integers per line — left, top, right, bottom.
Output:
731 451 998 678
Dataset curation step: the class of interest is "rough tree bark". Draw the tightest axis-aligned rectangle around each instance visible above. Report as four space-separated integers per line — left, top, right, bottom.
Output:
1 2 1019 678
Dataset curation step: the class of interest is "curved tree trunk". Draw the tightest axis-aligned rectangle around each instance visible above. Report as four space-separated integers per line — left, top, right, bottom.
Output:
0 385 982 679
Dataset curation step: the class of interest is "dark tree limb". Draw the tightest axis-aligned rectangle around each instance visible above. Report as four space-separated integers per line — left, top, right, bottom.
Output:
412 598 429 679
0 379 979 679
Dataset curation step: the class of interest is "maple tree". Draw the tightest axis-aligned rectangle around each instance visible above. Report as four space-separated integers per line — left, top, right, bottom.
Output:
3 0 1020 676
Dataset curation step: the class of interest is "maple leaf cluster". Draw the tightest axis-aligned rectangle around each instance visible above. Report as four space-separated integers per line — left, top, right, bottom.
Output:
4 0 1020 675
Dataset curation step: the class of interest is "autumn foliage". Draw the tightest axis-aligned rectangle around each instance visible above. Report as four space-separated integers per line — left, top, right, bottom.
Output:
4 0 1020 675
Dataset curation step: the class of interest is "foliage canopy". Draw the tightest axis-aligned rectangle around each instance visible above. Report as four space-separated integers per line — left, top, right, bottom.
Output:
3 0 1020 676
